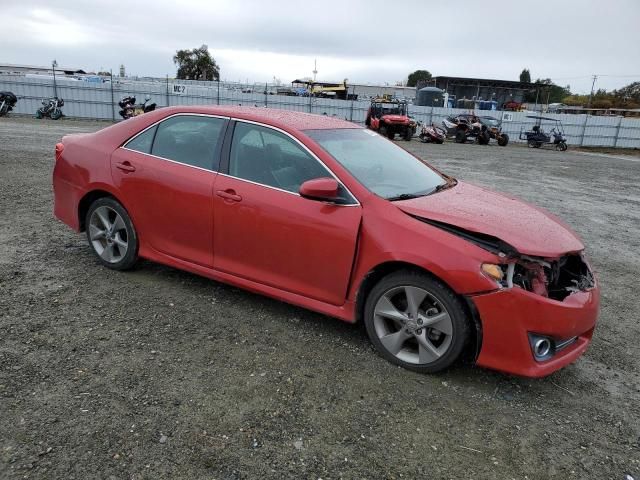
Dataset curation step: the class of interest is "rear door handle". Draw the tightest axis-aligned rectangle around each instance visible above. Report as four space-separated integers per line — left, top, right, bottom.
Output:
115 161 136 172
216 189 242 202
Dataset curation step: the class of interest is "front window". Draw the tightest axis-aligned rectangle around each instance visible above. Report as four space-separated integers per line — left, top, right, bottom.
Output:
305 128 446 200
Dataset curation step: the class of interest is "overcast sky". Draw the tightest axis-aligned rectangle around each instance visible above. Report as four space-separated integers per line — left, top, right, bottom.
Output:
2 0 639 93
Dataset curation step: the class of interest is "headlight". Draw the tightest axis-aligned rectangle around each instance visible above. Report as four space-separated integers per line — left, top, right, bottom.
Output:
481 263 504 282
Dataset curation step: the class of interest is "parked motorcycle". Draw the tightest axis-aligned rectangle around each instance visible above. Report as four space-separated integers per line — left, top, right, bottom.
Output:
0 91 18 117
118 95 157 119
417 121 446 144
36 97 64 120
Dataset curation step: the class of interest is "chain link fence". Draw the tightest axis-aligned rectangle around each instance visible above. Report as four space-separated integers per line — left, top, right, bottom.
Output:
2 74 639 149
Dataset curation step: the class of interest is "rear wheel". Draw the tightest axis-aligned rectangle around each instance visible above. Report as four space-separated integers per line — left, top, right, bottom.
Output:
364 271 470 373
404 127 412 141
36 109 44 119
478 131 491 145
85 197 138 271
557 141 568 151
497 134 509 146
455 129 466 143
50 109 62 120
387 127 395 140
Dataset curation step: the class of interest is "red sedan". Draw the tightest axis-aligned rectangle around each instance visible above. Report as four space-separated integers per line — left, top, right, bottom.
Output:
52 106 599 377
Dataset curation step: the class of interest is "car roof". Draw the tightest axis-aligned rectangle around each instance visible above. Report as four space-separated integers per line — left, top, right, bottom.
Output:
153 105 361 131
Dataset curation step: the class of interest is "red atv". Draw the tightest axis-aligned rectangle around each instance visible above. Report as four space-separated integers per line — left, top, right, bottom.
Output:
365 98 415 141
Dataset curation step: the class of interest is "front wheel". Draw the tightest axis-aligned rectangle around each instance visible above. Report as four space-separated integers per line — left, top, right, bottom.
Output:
85 197 138 270
455 129 466 143
50 109 62 120
557 141 568 151
36 108 44 119
0 104 8 117
497 134 509 146
364 271 470 373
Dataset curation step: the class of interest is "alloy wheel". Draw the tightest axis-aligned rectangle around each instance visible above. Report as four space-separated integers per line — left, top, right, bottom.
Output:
88 205 129 263
373 285 453 365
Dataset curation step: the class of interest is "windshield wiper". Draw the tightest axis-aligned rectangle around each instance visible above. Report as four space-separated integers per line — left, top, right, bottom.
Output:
386 193 426 201
431 179 457 194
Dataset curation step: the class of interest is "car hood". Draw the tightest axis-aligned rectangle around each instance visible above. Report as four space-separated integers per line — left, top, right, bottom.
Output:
395 181 584 258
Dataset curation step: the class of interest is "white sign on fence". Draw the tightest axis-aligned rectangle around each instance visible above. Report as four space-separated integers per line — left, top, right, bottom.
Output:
172 84 187 95
502 112 514 122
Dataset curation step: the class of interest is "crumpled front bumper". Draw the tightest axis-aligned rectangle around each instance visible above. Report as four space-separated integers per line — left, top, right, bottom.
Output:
469 285 599 377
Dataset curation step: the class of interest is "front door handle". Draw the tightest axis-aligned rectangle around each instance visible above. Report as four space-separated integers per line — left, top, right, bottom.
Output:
216 189 242 202
115 161 136 172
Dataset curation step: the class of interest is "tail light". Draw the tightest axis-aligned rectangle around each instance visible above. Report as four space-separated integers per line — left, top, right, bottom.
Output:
55 142 64 161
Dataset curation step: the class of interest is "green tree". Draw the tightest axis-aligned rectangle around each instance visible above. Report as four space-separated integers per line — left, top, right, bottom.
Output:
173 44 220 81
407 70 432 88
525 78 571 104
614 81 640 108
519 68 531 83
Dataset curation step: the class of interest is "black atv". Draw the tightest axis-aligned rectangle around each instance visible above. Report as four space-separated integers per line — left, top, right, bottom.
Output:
442 114 509 146
0 91 18 117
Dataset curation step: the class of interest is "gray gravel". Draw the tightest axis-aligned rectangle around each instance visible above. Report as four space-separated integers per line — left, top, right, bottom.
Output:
1 116 639 479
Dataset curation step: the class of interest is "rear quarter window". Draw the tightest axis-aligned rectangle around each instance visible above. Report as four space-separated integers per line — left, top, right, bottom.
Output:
124 126 157 154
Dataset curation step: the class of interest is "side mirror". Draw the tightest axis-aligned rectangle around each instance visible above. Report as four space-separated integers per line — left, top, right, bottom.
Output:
299 177 340 202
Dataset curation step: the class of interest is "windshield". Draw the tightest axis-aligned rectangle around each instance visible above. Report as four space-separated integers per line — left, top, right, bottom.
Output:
375 103 406 115
305 128 446 200
480 117 501 127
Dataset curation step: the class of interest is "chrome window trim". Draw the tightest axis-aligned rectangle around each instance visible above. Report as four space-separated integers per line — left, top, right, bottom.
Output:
120 113 230 173
226 118 360 206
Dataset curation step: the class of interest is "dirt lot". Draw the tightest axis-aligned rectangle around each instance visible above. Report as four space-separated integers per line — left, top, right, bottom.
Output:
1 116 639 480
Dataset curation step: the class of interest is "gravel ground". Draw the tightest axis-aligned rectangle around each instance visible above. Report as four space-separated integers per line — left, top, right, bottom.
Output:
1 116 639 480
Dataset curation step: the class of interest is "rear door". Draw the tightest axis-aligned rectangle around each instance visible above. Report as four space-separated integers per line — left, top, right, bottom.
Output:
213 121 362 306
111 114 228 267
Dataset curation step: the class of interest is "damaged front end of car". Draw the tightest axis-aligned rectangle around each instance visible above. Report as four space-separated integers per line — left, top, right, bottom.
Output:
416 217 599 377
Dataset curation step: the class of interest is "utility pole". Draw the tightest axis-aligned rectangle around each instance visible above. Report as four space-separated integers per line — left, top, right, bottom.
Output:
587 75 598 108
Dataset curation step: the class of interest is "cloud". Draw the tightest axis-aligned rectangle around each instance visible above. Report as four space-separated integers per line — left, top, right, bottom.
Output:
3 0 640 93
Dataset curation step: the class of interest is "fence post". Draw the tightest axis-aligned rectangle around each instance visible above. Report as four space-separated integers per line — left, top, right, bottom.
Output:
265 82 268 107
165 75 170 107
613 115 623 148
110 69 115 122
428 106 434 125
579 115 589 146
349 86 355 122
308 93 312 113
217 80 220 105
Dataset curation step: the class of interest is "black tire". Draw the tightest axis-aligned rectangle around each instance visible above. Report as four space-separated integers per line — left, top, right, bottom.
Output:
454 129 466 143
527 139 537 148
0 104 8 117
387 127 395 140
404 128 412 141
85 197 138 271
557 141 568 151
478 131 491 145
50 109 62 120
497 134 509 146
436 139 444 144
364 270 470 374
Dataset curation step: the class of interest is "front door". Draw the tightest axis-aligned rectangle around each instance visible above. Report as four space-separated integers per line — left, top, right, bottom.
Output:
213 121 361 306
